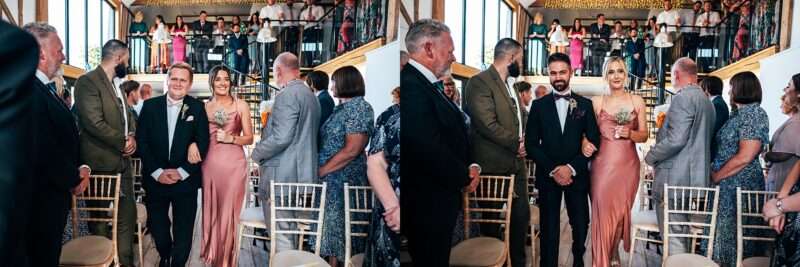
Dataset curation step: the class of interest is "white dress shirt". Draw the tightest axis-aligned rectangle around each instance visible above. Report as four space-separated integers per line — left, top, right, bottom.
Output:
550 89 577 177
151 95 190 181
260 3 288 27
110 77 129 136
695 11 721 36
407 59 438 83
284 3 303 26
657 9 682 32
503 78 523 137
299 5 325 29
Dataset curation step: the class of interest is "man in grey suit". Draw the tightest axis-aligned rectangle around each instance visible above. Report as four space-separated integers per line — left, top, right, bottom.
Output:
252 52 321 252
644 57 715 256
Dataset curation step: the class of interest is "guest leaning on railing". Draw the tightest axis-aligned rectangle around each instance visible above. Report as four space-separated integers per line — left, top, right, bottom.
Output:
172 15 189 64
527 12 548 75
129 11 148 74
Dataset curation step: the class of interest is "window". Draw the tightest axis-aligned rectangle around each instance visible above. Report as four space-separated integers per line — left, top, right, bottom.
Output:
48 0 116 70
445 0 516 69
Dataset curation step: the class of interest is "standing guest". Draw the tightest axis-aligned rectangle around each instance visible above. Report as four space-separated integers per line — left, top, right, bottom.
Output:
588 14 611 76
528 12 549 75
535 85 550 99
252 52 320 252
767 74 800 192
150 15 170 73
299 0 326 66
136 63 210 267
764 179 800 266
318 66 374 267
22 22 91 266
400 50 409 69
213 17 228 65
657 0 683 63
732 4 752 62
514 81 534 112
463 38 529 267
645 17 659 78
609 21 625 57
232 15 247 32
401 19 480 264
73 39 138 267
260 0 287 66
569 19 586 75
548 19 567 54
120 80 141 120
364 88 401 267
247 13 262 74
696 0 721 72
583 57 649 267
306 70 334 126
129 11 149 74
228 24 249 85
625 27 646 90
644 58 715 257
283 0 303 55
171 16 189 64
135 83 153 114
708 71 768 266
336 0 357 53
682 1 703 58
192 66 253 267
441 75 461 107
525 52 601 267
629 19 642 38
700 75 729 157
193 11 214 73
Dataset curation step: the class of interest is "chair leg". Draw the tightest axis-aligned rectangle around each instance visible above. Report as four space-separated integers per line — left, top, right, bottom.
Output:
531 225 537 267
137 223 144 267
235 224 245 264
628 227 637 267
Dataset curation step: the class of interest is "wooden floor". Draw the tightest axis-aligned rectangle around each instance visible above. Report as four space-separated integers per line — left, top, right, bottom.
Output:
135 194 663 267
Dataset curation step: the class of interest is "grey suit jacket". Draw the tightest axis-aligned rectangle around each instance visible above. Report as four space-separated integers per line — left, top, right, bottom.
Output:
252 80 321 184
645 85 716 195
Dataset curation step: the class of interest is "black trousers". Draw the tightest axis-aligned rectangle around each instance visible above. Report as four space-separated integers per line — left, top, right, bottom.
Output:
194 39 211 73
145 189 198 267
27 193 71 267
538 182 590 267
406 190 460 266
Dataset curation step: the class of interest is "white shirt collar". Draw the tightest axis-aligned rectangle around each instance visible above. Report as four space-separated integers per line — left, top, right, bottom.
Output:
554 88 572 96
315 90 322 97
35 69 52 85
710 95 719 101
167 95 184 106
407 59 439 84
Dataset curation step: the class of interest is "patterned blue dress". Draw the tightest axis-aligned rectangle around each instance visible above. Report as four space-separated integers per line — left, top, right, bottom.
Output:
709 103 769 266
319 96 374 260
363 104 401 267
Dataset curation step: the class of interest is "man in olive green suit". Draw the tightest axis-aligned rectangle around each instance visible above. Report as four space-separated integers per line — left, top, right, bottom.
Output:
463 38 529 267
73 40 138 267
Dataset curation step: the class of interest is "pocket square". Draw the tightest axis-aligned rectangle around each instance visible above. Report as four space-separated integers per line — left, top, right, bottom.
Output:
186 115 194 122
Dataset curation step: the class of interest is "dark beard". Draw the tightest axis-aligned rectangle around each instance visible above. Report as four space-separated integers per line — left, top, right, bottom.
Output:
114 64 128 79
552 80 569 92
508 62 521 78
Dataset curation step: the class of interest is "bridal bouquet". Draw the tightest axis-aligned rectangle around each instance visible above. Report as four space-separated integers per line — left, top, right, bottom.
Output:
213 109 228 127
614 109 632 139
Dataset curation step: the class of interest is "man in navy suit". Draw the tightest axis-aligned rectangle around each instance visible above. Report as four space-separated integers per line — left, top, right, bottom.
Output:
305 70 334 126
228 23 250 85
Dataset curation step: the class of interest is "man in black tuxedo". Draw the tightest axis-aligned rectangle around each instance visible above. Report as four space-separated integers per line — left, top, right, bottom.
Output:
136 62 210 267
192 11 214 73
526 53 600 267
23 22 92 266
400 19 480 265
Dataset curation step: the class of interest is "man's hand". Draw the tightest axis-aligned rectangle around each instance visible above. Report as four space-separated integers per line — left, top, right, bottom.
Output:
581 137 597 157
123 136 137 156
552 165 574 186
517 137 527 158
188 143 202 164
158 169 181 184
634 53 640 60
237 49 243 55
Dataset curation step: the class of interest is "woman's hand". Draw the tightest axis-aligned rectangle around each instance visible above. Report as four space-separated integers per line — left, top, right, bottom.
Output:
769 214 786 233
616 126 631 139
216 129 234 143
764 198 783 219
581 137 597 157
383 206 400 233
188 142 202 164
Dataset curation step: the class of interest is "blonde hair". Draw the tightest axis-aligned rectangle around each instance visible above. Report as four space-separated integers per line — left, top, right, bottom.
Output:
602 56 628 88
134 11 144 23
534 12 544 24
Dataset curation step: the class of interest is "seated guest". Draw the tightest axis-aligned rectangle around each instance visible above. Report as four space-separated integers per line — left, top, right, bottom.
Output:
441 75 460 107
305 70 334 126
708 71 769 266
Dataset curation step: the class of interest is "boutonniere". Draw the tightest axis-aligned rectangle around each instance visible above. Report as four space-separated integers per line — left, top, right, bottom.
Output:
568 98 578 114
180 104 189 120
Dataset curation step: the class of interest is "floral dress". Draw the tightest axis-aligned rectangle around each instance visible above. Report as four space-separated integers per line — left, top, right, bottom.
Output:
319 96 374 260
363 104 400 267
708 103 769 266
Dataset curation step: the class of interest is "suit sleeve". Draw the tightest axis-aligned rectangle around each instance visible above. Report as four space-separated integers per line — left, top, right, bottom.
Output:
252 89 299 163
180 100 210 175
645 94 694 165
135 101 157 177
74 77 126 152
525 102 555 174
464 77 519 152
569 100 600 177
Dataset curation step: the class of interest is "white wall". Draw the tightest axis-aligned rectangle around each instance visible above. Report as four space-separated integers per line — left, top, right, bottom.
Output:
365 40 401 119
5 0 37 25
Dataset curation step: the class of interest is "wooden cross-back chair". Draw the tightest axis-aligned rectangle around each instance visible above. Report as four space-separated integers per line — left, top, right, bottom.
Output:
129 157 148 267
736 188 777 267
59 174 121 267
449 175 515 267
661 185 720 267
269 181 329 267
344 184 374 267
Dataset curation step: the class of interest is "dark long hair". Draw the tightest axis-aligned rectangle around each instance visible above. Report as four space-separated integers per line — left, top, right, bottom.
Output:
208 65 232 99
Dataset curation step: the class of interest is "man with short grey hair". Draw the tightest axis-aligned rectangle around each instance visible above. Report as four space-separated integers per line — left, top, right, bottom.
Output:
73 39 138 267
402 19 480 264
645 57 715 256
252 52 321 252
23 21 90 266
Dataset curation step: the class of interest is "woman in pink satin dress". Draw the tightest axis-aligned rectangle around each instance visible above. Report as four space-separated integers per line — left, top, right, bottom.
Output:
583 57 649 266
189 66 253 267
171 16 189 63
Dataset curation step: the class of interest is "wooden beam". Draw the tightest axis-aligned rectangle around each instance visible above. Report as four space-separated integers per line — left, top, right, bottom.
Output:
386 0 399 42
314 38 385 75
779 0 793 50
62 64 86 79
451 62 480 79
36 0 47 22
399 1 412 25
432 0 444 21
709 45 777 80
413 0 419 21
0 0 17 25
17 0 22 24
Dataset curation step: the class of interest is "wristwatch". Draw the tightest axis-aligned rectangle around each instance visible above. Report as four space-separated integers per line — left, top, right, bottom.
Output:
777 198 785 213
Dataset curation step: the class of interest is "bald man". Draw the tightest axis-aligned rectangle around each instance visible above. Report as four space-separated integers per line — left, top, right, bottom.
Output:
645 57 715 256
534 85 549 99
251 52 321 252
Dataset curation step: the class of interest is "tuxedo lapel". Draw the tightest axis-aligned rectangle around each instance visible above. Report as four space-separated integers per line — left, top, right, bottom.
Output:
542 95 563 134
408 65 467 135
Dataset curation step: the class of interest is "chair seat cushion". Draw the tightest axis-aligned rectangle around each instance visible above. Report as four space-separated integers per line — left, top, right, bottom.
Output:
631 210 659 232
240 207 267 228
449 237 506 267
273 250 330 267
136 203 147 224
59 235 114 266
349 253 364 267
664 254 719 267
742 257 770 267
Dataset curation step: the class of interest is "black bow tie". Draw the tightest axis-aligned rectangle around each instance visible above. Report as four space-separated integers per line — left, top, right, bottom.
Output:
554 93 572 101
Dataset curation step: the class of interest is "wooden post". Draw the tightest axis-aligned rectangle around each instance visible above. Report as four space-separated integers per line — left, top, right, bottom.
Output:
36 0 47 22
386 0 399 42
432 0 444 21
779 0 794 50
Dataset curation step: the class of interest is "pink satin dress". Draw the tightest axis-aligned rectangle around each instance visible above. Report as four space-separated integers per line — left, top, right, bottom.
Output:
590 106 640 267
200 109 247 267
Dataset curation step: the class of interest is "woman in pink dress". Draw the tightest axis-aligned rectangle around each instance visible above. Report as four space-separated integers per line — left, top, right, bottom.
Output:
189 66 253 267
582 57 649 266
171 16 189 63
568 18 586 74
